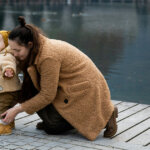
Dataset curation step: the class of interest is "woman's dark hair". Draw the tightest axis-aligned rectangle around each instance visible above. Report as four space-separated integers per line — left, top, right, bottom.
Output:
9 16 42 66
9 16 41 102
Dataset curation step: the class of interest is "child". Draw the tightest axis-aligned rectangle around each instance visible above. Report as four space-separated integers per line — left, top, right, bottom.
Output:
0 30 21 135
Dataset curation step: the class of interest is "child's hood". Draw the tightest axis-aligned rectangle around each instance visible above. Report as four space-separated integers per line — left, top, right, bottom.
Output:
0 46 13 55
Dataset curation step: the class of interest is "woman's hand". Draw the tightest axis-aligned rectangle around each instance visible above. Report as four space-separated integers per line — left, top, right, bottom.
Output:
1 105 23 124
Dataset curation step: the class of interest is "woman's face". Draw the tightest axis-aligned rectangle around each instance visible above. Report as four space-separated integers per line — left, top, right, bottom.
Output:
8 40 31 61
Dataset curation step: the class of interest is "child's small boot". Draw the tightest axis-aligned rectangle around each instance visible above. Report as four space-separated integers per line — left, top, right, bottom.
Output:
0 121 15 135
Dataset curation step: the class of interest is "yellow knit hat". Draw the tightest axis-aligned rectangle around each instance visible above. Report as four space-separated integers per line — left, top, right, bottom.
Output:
0 30 10 48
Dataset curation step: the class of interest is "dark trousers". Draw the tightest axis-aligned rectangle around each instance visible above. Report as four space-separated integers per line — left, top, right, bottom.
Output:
36 104 74 134
0 91 20 119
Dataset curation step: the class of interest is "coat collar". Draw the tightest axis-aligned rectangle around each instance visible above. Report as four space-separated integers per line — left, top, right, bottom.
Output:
0 46 13 56
27 34 47 91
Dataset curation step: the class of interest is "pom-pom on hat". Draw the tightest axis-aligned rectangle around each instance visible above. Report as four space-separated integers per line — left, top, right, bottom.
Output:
0 30 10 48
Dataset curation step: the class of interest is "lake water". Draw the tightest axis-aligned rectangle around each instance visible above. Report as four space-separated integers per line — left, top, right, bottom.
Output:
0 0 150 104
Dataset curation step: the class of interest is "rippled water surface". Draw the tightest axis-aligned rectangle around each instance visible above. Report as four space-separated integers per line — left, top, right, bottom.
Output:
1 0 150 104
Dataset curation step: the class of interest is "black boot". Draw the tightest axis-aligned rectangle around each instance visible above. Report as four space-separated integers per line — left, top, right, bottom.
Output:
104 106 118 138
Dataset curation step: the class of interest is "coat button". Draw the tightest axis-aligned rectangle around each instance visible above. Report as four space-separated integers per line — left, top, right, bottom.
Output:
64 99 68 104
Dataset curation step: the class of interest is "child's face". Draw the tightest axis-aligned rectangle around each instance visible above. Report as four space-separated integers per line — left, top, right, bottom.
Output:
8 39 32 61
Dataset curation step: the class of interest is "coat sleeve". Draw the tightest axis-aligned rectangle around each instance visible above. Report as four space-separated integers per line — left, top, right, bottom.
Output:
0 34 5 51
1 53 16 76
21 58 61 114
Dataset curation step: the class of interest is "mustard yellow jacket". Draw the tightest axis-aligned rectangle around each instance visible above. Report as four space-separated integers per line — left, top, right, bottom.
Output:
21 35 114 141
0 30 10 48
0 46 21 93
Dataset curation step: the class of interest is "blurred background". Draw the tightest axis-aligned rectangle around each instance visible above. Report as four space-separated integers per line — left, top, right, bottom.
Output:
0 0 150 104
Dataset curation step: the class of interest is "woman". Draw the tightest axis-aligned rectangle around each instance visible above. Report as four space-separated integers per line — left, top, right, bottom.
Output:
1 16 118 141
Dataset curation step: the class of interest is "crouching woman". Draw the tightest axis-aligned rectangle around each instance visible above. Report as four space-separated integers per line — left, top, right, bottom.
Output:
1 16 118 141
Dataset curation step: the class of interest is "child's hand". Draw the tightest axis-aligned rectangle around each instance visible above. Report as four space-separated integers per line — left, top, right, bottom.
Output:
4 68 14 78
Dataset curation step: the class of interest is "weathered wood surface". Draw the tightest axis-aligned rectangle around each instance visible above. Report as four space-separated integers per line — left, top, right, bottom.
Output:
14 100 150 149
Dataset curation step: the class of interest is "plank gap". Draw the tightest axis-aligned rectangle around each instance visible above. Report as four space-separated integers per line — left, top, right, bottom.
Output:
118 104 139 113
126 127 150 142
16 114 30 120
117 106 150 123
24 118 41 125
112 116 150 138
144 142 150 146
114 101 123 106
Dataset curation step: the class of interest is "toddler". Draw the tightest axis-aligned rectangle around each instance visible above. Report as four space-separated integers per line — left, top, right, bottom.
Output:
0 30 21 135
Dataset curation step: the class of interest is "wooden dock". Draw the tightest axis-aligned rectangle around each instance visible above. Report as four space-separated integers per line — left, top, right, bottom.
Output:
1 100 150 150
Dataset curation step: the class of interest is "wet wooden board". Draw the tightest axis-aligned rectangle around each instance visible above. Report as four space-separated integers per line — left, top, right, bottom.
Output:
15 113 40 129
15 100 150 149
112 101 150 148
128 129 150 146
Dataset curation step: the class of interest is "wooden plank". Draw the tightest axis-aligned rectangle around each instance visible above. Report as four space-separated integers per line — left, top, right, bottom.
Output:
16 119 41 131
114 107 150 136
118 104 149 121
116 101 138 112
128 129 150 146
13 100 150 149
16 112 29 120
20 121 44 134
15 114 40 129
112 100 122 105
112 118 150 142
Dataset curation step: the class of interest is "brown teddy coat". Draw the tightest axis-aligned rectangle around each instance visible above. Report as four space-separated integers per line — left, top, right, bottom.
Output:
21 35 114 141
0 46 21 93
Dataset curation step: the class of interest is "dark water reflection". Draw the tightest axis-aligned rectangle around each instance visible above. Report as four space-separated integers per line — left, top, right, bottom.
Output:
0 0 150 104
